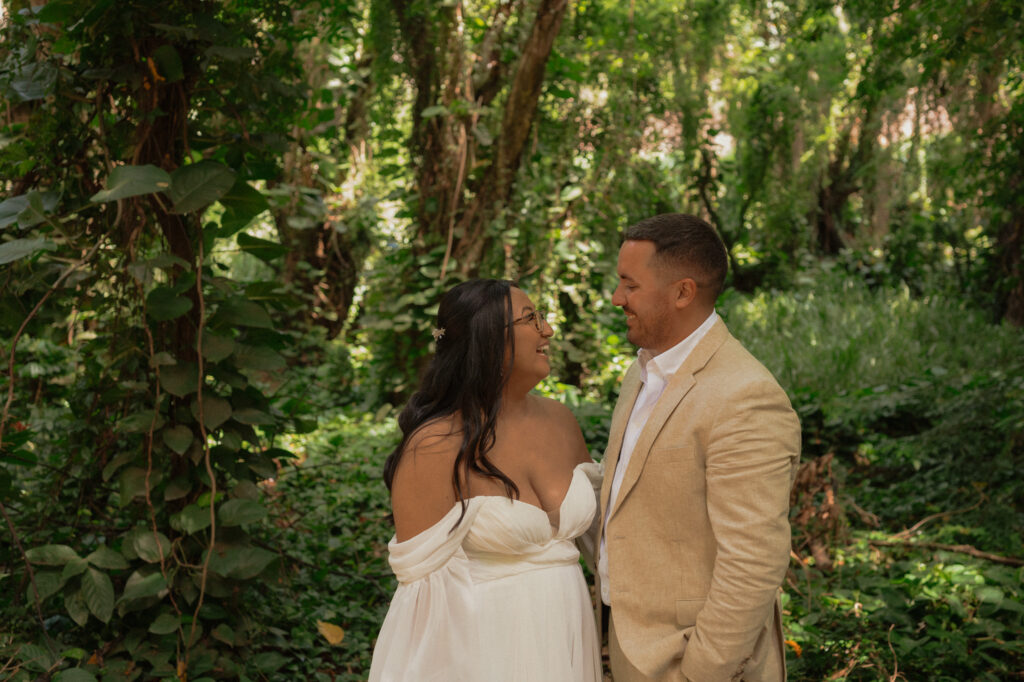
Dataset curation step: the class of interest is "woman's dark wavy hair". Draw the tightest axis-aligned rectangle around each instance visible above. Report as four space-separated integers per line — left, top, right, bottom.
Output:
383 279 521 528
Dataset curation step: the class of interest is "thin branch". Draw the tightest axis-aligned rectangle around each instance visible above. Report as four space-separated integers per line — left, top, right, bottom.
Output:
867 539 1024 566
891 492 986 540
187 232 215 660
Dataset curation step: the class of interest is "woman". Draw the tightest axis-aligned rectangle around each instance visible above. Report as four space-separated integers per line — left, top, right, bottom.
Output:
368 279 602 682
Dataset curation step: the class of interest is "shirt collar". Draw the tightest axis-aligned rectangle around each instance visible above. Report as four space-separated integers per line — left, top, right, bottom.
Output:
638 310 718 384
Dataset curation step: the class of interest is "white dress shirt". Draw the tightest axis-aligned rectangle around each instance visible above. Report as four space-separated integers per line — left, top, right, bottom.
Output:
599 311 718 604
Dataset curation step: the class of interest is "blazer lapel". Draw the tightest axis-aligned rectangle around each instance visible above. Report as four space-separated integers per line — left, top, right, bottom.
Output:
608 319 731 518
600 361 642 520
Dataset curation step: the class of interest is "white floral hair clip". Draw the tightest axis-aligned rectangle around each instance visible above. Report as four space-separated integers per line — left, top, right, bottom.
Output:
431 327 446 341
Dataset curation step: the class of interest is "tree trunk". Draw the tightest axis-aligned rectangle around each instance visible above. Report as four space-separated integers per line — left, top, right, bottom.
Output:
392 0 569 277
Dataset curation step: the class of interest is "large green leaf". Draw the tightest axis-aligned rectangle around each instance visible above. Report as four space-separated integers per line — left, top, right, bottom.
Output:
218 499 267 527
29 570 65 600
207 545 277 579
147 286 193 321
166 161 236 214
0 195 30 228
232 407 274 425
17 191 59 228
161 425 194 454
61 557 89 582
65 588 90 627
175 504 212 534
120 570 167 602
211 297 273 329
90 165 172 203
81 567 114 623
9 61 57 102
119 467 162 504
25 544 80 565
233 344 286 371
54 669 98 682
199 330 235 362
219 180 269 236
0 238 57 265
160 362 198 397
149 612 181 635
116 411 164 434
86 546 129 570
236 233 287 263
190 395 232 430
133 530 172 563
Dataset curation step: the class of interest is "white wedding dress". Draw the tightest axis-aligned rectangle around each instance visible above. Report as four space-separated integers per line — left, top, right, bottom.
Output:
368 462 602 682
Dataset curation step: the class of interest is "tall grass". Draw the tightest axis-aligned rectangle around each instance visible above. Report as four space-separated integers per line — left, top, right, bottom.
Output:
721 270 1024 413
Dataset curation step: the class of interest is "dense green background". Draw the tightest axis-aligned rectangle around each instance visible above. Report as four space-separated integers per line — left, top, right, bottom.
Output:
1 0 1022 680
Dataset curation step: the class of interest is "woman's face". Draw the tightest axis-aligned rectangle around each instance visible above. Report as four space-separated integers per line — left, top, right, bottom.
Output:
506 287 554 388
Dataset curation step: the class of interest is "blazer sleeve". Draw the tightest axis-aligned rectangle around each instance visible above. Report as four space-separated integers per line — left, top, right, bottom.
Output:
573 460 604 573
680 375 800 682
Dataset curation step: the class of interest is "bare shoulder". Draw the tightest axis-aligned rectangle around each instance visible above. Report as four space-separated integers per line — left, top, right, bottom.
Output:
529 393 577 426
390 415 462 541
404 415 461 459
528 394 591 465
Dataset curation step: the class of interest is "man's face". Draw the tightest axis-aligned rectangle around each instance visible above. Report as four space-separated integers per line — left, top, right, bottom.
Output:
611 240 679 354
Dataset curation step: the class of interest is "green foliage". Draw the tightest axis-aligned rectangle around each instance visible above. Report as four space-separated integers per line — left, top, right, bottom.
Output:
3 0 1023 679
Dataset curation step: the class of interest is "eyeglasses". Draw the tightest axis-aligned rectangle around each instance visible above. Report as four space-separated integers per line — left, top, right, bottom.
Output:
509 309 549 333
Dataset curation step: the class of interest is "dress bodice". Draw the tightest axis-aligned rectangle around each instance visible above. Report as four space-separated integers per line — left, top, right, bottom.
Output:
370 462 603 682
461 464 596 581
386 462 599 584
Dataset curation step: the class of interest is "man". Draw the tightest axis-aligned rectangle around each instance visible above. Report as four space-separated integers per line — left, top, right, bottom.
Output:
597 213 801 681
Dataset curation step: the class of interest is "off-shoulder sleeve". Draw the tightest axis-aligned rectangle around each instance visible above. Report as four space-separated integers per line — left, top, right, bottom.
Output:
368 501 484 682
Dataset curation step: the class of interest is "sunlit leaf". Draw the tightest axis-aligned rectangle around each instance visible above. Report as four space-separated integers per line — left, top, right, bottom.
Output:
218 180 269 236
316 620 345 646
237 232 287 263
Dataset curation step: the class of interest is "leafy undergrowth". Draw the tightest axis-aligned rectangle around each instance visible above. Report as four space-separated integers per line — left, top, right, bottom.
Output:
256 397 1022 681
246 414 397 681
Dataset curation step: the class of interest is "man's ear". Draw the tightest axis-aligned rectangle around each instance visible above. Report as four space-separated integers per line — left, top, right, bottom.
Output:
674 277 698 309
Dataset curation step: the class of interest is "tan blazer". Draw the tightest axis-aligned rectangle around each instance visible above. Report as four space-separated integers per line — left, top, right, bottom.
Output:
598 319 800 682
